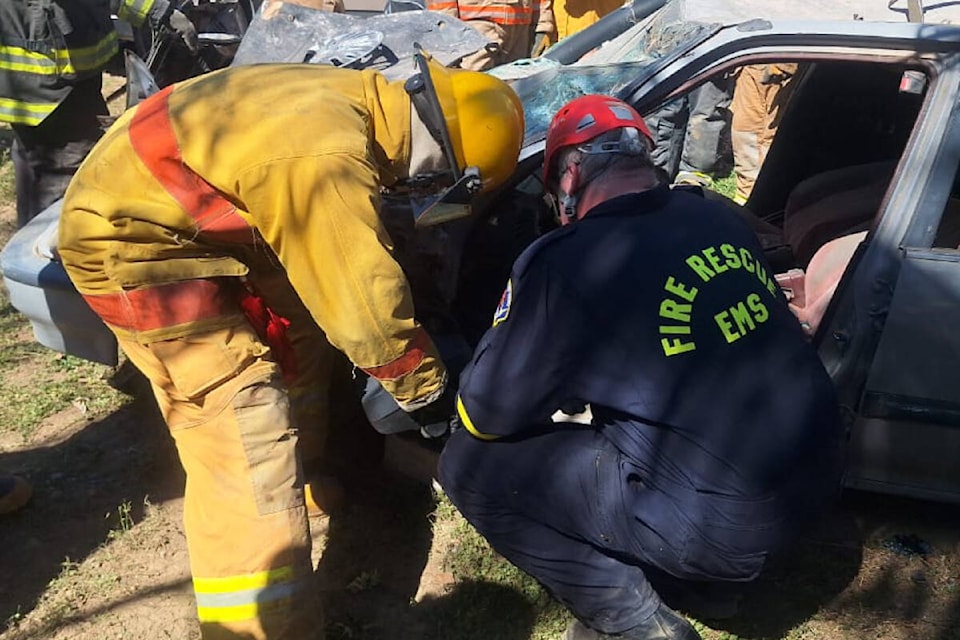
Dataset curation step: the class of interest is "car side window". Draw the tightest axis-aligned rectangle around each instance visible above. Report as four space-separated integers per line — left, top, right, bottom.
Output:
930 170 960 249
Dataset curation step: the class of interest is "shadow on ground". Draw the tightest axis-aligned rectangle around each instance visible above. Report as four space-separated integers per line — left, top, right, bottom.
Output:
704 490 960 640
4 373 960 640
315 468 538 640
314 385 538 640
0 381 185 629
703 501 864 639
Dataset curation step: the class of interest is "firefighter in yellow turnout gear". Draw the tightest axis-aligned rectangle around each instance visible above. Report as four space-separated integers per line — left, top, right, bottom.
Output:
427 0 554 69
58 56 524 639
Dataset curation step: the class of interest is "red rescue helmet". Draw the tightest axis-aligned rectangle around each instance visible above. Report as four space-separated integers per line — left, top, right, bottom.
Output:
543 95 654 186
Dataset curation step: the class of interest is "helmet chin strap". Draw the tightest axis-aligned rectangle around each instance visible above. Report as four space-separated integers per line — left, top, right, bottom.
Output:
556 131 642 226
557 163 582 226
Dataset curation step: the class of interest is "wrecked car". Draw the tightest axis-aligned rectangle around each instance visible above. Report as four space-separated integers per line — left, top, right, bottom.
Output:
5 0 960 504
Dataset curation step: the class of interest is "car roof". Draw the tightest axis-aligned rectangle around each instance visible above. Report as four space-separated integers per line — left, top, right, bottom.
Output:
678 0 960 24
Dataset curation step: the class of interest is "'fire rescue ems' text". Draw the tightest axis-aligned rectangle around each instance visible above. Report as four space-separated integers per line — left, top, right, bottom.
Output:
658 244 777 356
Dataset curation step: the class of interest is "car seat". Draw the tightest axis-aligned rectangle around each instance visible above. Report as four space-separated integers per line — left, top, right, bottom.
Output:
783 197 960 336
782 160 896 267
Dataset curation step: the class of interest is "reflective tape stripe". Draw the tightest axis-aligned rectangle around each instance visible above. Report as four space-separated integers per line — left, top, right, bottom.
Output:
82 279 238 333
193 566 294 595
0 97 57 125
129 86 255 244
194 567 304 624
360 329 430 381
84 87 253 334
0 32 118 75
456 395 499 441
426 1 459 9
117 0 158 27
457 5 534 23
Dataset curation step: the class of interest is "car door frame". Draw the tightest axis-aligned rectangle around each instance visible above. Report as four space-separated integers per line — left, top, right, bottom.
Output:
610 19 960 501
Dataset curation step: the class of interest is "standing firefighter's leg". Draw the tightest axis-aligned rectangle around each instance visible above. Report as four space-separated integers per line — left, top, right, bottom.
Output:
244 260 351 515
119 326 320 640
731 65 768 204
244 263 336 468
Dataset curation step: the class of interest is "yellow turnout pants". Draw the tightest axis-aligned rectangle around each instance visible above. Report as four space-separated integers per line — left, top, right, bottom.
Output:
117 269 342 639
730 64 797 204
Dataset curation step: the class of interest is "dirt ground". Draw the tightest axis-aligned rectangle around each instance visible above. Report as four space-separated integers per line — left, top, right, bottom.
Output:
2 76 960 640
3 316 960 640
0 301 463 640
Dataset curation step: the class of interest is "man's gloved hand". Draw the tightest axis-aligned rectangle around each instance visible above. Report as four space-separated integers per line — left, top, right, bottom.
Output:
165 9 200 54
408 383 457 439
356 372 457 440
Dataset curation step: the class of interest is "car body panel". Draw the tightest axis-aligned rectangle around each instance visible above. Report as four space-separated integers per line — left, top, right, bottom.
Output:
232 6 491 77
1 203 119 365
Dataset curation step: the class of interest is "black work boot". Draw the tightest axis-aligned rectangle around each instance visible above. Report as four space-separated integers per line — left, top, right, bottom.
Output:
564 603 702 640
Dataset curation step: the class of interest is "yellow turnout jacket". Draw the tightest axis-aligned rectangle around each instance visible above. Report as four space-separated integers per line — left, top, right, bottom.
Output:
59 64 447 409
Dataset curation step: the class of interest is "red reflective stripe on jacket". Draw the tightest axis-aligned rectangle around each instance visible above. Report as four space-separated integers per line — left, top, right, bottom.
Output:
82 279 236 332
128 86 254 244
457 5 534 23
360 329 430 381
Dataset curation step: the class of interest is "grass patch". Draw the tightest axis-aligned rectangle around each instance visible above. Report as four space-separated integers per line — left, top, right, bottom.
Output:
711 171 738 201
0 149 13 206
0 125 14 206
435 494 572 640
0 296 125 441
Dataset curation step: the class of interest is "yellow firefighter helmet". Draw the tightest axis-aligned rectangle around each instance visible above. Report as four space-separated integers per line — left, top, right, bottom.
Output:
405 49 524 196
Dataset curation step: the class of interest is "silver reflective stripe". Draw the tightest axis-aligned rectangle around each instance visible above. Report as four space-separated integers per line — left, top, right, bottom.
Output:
0 31 117 75
0 97 57 125
194 579 304 610
0 48 60 74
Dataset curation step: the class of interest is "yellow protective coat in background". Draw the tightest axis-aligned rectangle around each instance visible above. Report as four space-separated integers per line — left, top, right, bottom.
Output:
427 0 554 69
548 0 623 44
58 64 448 640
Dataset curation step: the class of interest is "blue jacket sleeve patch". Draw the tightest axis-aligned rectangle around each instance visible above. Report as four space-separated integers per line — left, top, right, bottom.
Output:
492 279 513 327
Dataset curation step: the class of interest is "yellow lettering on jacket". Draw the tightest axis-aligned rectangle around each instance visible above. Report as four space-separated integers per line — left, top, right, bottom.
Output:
686 255 715 282
660 299 692 323
720 244 741 269
659 275 698 356
664 276 698 302
703 247 728 275
683 244 776 298
714 293 769 343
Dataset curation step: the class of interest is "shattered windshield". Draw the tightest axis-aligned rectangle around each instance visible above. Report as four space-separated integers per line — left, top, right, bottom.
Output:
511 62 656 144
507 19 717 144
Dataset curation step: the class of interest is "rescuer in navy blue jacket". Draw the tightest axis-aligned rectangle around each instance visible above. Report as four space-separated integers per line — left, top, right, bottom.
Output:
438 96 843 640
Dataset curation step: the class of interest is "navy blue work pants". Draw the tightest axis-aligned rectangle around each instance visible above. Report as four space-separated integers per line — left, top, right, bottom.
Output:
438 426 790 635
